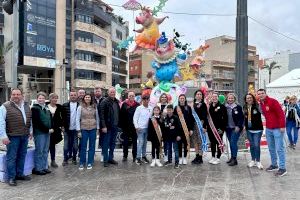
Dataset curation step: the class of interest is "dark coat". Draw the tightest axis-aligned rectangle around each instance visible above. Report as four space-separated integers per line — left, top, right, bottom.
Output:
62 101 79 131
208 102 228 132
31 104 52 135
163 114 182 141
227 104 244 129
193 102 208 129
119 100 139 135
244 104 264 131
48 104 63 145
100 97 120 129
174 105 195 132
147 116 163 143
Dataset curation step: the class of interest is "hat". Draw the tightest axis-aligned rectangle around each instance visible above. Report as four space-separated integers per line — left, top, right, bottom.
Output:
157 32 168 45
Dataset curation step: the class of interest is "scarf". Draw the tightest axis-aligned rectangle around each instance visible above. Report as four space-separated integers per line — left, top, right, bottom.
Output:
125 99 138 108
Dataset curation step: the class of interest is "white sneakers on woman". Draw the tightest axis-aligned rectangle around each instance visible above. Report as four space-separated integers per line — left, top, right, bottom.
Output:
150 159 163 167
248 160 264 170
209 157 220 165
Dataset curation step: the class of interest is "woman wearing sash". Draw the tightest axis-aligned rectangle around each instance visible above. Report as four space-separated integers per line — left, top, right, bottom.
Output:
157 93 169 162
174 94 194 165
148 106 163 167
191 90 208 164
208 92 228 165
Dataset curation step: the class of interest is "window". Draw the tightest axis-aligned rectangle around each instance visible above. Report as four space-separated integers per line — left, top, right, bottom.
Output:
116 30 123 40
77 15 85 22
86 16 92 24
94 35 106 47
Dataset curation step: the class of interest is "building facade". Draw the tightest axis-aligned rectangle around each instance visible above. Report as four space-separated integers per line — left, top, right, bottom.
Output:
129 50 154 94
204 35 258 94
259 50 300 89
2 0 129 102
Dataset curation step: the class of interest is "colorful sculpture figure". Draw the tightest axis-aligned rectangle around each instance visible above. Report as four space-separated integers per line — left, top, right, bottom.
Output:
151 32 179 87
134 7 168 51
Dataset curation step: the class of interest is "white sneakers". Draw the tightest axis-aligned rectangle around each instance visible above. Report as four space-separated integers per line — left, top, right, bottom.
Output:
256 162 264 170
209 157 220 165
179 158 183 165
155 159 163 167
248 160 264 170
150 159 163 167
247 160 256 168
150 160 156 167
182 157 187 165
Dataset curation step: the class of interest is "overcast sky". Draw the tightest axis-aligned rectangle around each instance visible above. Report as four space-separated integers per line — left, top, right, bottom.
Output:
105 0 300 58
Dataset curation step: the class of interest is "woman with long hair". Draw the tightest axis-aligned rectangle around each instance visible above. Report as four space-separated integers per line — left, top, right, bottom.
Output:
225 93 244 166
157 93 169 162
76 94 100 170
174 94 194 165
191 90 208 164
207 92 228 165
47 93 63 168
244 93 264 169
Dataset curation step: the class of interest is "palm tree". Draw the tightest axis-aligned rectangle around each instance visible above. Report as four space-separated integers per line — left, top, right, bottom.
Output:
262 61 281 83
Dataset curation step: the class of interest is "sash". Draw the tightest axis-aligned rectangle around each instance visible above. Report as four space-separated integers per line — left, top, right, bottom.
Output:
191 109 208 152
151 117 163 158
176 106 191 158
207 105 224 153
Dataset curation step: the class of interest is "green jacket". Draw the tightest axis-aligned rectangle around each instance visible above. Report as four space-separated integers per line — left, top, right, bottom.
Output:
31 104 52 135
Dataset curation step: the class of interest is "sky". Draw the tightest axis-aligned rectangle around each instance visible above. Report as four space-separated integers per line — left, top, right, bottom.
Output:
105 0 300 59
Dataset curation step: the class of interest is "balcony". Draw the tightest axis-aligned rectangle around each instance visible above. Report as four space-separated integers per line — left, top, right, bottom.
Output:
129 78 141 84
93 5 112 25
112 54 128 62
74 79 108 89
212 73 234 80
74 60 108 73
212 86 234 91
74 22 111 41
112 66 127 75
212 60 235 68
74 41 110 57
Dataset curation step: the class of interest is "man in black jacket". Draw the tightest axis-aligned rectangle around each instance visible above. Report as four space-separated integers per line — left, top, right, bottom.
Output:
62 90 79 166
94 87 104 151
100 87 120 167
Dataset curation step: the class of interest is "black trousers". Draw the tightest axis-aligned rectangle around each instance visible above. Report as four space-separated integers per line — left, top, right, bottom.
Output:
151 140 160 159
178 137 188 158
123 129 137 159
208 130 223 158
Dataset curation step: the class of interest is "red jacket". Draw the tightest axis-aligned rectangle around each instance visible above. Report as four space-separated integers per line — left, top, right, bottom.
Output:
260 96 286 129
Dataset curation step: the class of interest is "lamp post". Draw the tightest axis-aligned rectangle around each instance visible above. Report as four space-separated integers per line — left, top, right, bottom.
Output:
235 0 248 103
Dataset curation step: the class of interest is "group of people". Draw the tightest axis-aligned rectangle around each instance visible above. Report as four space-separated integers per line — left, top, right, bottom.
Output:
0 86 294 186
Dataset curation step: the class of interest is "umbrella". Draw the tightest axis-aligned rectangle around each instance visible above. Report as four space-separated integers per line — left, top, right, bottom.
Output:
122 0 142 11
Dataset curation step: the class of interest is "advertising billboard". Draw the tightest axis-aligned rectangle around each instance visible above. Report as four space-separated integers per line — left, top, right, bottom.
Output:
21 0 56 67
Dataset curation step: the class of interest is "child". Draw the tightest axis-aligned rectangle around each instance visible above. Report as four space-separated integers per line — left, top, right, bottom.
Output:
148 106 163 167
163 105 182 169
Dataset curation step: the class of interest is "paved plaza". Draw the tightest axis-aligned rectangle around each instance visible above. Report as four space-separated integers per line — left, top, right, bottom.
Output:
0 145 299 200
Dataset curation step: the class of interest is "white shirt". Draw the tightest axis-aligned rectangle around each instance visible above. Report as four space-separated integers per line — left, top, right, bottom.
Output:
69 102 77 130
133 105 153 129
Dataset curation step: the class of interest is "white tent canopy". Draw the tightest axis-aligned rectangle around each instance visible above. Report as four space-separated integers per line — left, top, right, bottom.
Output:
266 68 300 102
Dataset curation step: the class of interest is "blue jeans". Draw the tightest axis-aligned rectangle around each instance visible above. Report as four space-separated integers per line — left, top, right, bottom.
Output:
266 128 286 169
102 126 118 162
34 134 50 171
286 120 299 145
246 130 263 161
165 140 172 162
226 128 241 158
6 135 29 179
63 130 78 161
136 128 148 159
80 129 96 166
173 141 179 163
